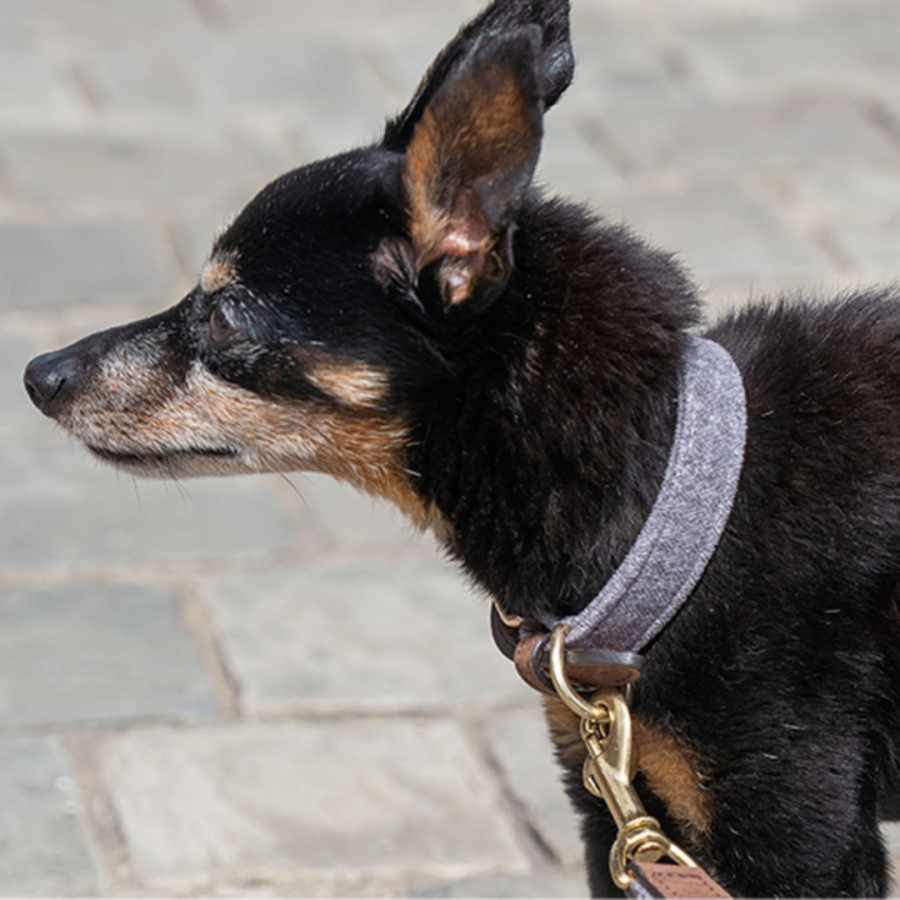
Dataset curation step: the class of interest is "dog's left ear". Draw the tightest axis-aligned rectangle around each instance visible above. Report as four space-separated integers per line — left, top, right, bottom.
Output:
404 28 543 312
385 0 572 152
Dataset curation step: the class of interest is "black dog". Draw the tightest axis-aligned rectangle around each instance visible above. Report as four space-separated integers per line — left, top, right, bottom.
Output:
23 0 900 895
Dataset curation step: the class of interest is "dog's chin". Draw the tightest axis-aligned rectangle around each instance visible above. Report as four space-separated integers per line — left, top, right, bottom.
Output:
87 445 249 479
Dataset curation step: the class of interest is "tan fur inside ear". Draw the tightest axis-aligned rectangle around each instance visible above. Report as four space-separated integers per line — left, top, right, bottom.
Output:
404 59 540 306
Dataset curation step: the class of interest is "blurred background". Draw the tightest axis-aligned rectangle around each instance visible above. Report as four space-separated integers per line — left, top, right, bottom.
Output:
0 0 899 896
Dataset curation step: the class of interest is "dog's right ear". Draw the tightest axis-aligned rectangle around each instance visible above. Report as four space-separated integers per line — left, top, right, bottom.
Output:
384 0 572 152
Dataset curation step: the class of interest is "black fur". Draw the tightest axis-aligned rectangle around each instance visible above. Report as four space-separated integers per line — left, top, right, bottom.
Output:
23 1 900 895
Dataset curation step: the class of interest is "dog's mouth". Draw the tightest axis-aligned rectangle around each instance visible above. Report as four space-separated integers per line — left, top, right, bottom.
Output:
88 445 240 473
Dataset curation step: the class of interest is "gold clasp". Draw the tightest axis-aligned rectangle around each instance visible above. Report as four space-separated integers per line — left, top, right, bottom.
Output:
548 624 701 892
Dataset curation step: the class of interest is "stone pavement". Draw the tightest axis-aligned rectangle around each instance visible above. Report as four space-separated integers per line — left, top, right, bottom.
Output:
0 0 899 896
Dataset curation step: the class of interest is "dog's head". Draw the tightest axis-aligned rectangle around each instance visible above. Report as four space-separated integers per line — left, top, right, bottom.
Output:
23 0 573 523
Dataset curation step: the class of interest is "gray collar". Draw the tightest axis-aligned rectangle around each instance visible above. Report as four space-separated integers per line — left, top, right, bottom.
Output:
538 336 747 654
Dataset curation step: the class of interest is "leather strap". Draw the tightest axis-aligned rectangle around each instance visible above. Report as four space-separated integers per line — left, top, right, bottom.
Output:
629 863 732 899
492 606 643 694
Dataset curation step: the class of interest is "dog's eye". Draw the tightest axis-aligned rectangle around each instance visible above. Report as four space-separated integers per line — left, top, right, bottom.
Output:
209 303 238 344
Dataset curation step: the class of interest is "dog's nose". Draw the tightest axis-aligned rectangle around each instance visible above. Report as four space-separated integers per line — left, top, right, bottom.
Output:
23 347 85 417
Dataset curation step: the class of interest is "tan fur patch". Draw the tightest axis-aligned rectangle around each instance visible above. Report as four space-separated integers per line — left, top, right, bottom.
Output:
542 696 713 841
306 362 390 409
200 251 239 294
633 719 713 841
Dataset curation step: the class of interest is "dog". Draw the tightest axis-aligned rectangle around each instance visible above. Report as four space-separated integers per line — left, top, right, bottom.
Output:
22 0 900 895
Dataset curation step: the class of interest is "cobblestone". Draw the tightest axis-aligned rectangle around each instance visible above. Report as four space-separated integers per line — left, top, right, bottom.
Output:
1 127 294 212
0 738 100 896
0 441 295 569
0 584 217 728
0 222 178 311
99 720 529 893
200 562 530 716
0 53 85 125
1 0 899 897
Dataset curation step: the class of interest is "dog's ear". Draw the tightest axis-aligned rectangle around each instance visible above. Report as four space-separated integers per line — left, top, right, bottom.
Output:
384 0 572 152
403 28 543 312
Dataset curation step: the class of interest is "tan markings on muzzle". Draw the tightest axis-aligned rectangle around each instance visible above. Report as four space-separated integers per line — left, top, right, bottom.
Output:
60 360 430 528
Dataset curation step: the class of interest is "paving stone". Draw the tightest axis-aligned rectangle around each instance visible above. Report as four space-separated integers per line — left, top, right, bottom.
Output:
194 35 395 156
0 222 179 311
0 584 216 728
0 52 85 124
832 220 900 279
99 719 529 890
536 112 624 206
0 5 36 52
196 34 389 110
1 126 292 211
81 45 201 110
484 707 584 868
200 561 532 715
30 0 205 47
411 870 588 898
600 99 900 174
214 0 484 40
564 22 688 115
0 737 100 896
0 440 294 568
796 165 900 224
601 187 830 287
680 10 900 100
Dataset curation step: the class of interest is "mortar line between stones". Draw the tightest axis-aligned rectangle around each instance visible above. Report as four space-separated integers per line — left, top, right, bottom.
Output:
180 582 242 719
59 732 140 896
464 713 563 872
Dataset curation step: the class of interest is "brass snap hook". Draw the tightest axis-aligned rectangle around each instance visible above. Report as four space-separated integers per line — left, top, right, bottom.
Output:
547 624 706 895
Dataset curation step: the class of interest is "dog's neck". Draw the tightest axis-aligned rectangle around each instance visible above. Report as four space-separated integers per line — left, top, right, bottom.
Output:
409 199 701 622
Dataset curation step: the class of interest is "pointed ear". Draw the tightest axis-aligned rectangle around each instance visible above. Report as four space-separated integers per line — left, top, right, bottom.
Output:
385 0 572 152
404 28 543 311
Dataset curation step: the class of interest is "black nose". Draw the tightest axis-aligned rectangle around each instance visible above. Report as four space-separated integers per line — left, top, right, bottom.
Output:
23 346 86 417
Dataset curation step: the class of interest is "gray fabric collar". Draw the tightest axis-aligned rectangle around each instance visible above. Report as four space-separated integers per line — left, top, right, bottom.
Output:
538 336 747 654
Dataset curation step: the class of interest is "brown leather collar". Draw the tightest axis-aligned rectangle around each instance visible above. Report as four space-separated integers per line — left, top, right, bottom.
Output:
490 604 643 695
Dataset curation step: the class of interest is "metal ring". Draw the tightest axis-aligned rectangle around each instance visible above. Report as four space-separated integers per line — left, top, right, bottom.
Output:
548 624 610 721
